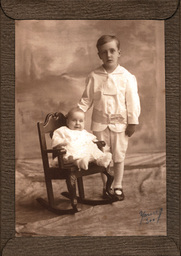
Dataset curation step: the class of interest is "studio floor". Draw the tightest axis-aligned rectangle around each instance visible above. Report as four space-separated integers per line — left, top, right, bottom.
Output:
15 153 166 237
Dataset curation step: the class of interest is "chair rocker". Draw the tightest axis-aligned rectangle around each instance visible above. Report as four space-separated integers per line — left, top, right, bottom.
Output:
37 112 114 215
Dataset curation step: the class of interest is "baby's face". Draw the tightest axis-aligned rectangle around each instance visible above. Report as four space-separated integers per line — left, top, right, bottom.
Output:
67 111 85 131
98 40 120 72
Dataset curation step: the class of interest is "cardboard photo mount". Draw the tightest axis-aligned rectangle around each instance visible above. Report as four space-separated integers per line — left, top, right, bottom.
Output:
0 0 180 255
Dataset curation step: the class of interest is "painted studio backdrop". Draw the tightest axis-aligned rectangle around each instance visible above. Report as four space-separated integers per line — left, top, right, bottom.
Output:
15 20 165 160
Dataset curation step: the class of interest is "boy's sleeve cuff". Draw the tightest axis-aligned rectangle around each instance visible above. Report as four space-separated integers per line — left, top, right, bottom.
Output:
77 104 86 112
127 118 139 124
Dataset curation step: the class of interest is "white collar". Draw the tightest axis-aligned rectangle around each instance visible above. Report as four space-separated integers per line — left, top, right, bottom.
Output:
95 65 126 75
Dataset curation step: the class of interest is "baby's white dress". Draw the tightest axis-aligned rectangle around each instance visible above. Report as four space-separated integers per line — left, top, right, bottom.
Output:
51 126 112 169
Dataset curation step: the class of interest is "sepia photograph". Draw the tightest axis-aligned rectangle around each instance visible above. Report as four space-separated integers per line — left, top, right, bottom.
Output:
15 20 166 237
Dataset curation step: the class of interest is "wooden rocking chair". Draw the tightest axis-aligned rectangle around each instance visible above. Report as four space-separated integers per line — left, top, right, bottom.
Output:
37 112 114 215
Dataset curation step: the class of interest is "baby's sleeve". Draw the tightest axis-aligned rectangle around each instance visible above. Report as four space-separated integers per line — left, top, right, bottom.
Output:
51 128 66 148
85 130 98 142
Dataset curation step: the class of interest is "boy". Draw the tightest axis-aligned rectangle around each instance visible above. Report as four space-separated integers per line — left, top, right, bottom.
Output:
51 107 112 170
78 35 141 201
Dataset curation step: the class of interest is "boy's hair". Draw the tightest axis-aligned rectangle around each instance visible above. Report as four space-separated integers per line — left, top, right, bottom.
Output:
96 35 120 51
66 107 85 119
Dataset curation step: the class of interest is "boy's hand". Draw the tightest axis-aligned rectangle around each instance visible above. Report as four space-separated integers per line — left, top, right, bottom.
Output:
125 124 136 137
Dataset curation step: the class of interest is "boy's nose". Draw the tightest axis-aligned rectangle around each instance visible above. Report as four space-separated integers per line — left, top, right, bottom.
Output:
107 51 111 57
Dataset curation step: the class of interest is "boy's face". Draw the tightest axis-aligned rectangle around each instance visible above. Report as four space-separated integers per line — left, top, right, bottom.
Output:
67 111 85 131
98 40 120 72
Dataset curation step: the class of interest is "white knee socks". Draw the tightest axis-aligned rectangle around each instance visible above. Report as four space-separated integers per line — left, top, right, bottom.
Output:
113 162 124 189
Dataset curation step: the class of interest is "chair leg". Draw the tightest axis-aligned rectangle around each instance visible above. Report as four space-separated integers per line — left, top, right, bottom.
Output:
77 177 85 200
104 171 114 195
37 177 78 215
62 171 114 206
45 177 55 207
66 173 79 211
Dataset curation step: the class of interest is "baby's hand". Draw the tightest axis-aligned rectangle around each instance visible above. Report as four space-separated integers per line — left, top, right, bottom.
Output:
125 124 136 137
61 139 68 146
54 140 67 149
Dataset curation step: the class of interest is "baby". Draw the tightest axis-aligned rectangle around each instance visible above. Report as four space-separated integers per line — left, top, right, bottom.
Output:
51 107 112 170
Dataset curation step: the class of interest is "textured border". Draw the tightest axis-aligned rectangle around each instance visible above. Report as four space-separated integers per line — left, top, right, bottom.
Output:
0 1 180 255
0 0 180 20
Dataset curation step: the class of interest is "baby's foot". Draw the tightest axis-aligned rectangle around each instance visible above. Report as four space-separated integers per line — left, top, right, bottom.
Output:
75 158 89 170
96 152 112 168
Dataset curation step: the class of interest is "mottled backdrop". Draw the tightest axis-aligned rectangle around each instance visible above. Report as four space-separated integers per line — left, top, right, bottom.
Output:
15 20 165 160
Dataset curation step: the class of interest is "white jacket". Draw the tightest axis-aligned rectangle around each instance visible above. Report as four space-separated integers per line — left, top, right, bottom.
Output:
78 65 141 132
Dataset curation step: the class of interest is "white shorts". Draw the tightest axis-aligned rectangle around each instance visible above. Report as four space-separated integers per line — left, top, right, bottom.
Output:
93 128 129 163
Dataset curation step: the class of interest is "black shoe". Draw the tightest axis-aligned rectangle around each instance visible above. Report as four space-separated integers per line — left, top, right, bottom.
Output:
113 188 124 201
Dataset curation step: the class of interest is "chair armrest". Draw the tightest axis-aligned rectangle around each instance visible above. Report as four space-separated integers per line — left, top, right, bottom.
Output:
47 148 71 169
46 148 67 155
46 148 66 163
94 140 106 150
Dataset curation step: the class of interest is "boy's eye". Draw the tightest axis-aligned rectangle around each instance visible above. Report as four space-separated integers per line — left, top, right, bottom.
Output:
110 49 116 53
100 50 107 54
100 49 116 54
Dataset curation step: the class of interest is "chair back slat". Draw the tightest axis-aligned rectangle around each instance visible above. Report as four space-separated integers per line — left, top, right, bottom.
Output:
37 112 66 170
43 112 66 134
37 122 49 169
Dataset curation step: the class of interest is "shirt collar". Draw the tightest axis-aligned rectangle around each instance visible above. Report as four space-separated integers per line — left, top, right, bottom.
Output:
95 64 125 75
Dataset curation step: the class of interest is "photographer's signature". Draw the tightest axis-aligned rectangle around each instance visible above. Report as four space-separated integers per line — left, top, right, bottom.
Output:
139 208 163 225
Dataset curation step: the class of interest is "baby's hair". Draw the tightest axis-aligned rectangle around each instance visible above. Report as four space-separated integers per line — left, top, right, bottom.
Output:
96 35 120 51
66 107 85 119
